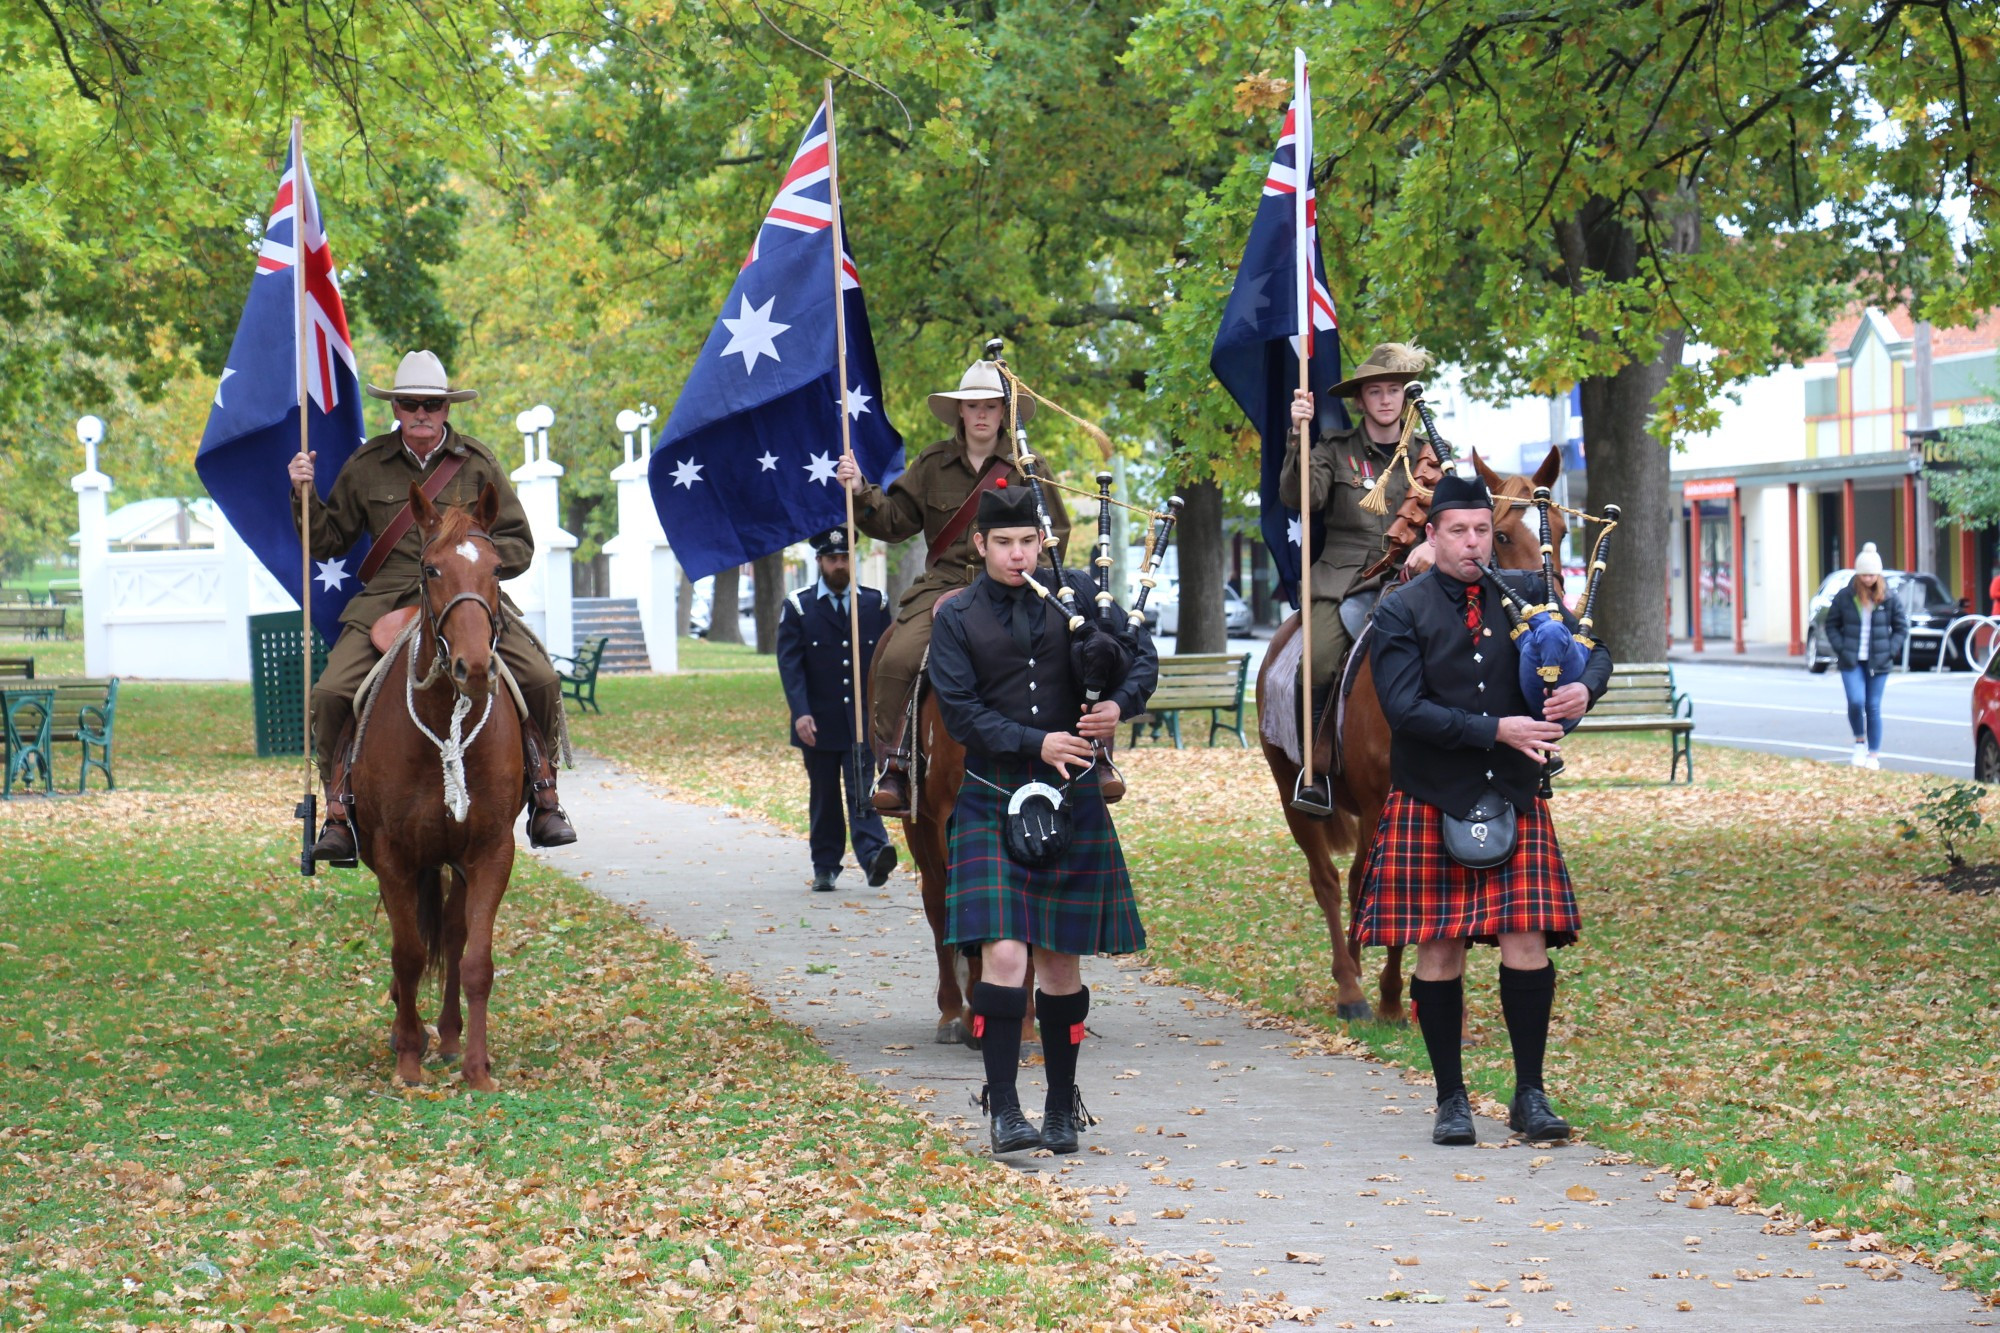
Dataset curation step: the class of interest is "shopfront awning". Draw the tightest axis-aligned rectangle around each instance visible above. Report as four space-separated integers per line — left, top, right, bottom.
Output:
1671 450 1919 492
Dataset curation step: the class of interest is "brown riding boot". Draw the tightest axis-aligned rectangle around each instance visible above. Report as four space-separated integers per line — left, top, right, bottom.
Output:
521 720 578 848
1289 670 1338 818
311 722 360 867
871 745 912 817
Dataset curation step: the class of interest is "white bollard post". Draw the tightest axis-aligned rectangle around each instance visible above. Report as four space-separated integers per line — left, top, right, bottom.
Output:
605 406 677 672
71 417 111 677
503 405 576 659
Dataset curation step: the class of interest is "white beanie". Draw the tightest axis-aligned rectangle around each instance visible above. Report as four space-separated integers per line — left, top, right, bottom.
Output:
1853 542 1884 577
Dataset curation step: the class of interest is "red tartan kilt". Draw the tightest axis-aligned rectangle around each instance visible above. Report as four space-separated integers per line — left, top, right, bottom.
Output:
1358 791 1580 948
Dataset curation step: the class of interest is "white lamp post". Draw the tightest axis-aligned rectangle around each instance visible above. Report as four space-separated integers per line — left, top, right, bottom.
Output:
532 403 555 464
75 414 105 476
513 408 538 469
615 409 641 467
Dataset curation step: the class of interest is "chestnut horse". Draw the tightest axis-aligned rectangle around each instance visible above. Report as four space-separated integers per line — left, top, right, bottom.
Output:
1256 449 1564 1022
350 482 526 1089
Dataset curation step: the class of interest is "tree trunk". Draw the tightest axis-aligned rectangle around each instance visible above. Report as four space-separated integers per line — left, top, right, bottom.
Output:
710 563 744 644
1176 477 1228 653
751 551 785 654
1555 194 1695 666
675 560 694 638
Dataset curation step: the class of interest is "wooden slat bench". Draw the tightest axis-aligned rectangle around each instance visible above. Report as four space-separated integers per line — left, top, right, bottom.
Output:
1127 651 1250 749
0 606 66 640
1571 661 1694 783
553 636 610 714
1 677 119 794
0 658 32 679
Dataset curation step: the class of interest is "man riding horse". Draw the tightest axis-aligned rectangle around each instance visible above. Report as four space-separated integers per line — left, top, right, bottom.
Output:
1281 341 1445 817
835 359 1072 817
289 350 577 865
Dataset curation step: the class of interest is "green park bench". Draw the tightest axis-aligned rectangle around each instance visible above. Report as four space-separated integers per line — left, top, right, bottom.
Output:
0 658 32 679
553 636 610 714
1127 651 1251 749
2 677 119 795
1572 661 1695 783
0 606 67 640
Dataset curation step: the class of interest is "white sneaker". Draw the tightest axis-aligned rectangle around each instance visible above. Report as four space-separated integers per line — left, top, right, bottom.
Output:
1861 754 1882 770
1851 744 1868 767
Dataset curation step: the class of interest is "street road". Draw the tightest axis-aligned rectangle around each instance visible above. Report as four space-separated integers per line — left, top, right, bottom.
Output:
1675 660 1978 779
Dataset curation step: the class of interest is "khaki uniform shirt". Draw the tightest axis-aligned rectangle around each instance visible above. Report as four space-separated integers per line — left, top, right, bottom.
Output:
1279 424 1417 603
853 438 1073 623
293 426 534 631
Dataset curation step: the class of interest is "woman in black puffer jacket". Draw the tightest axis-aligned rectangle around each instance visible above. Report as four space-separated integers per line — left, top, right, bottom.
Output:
1822 542 1907 770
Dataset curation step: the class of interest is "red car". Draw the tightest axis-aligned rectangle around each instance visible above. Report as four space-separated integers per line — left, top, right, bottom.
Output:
1974 647 2000 782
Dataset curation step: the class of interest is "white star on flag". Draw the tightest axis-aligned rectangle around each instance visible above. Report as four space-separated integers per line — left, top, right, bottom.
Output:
670 457 705 489
756 452 779 472
844 384 873 420
1287 517 1302 547
214 367 236 408
718 294 790 374
802 452 838 486
314 557 349 592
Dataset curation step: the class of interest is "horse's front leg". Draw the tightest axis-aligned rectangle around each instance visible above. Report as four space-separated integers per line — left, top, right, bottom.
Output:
1286 802 1371 1021
434 867 469 1062
377 873 431 1084
457 847 514 1093
910 813 971 1046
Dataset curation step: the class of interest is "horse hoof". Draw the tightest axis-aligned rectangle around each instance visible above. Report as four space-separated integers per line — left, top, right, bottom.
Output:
1335 1001 1373 1022
434 1049 462 1066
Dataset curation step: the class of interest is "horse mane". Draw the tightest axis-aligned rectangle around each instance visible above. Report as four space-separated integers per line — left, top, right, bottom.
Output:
427 504 476 552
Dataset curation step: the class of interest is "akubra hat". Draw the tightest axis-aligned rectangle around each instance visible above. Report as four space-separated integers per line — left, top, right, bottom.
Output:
1327 341 1433 400
366 349 479 403
1429 472 1493 516
928 359 1035 429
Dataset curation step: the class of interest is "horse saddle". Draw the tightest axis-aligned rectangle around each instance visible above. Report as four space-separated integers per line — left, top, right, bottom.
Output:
370 607 420 654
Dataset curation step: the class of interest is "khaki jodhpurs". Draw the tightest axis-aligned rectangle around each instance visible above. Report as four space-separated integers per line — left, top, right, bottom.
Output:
1301 597 1353 732
870 565 977 756
312 618 564 783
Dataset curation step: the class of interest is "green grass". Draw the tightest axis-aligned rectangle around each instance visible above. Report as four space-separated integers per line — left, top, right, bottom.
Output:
0 681 1232 1331
673 637 776 673
577 670 2000 1300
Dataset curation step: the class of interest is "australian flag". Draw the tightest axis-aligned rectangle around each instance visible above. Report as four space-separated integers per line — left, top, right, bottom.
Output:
196 137 370 643
650 102 905 581
1209 54 1345 606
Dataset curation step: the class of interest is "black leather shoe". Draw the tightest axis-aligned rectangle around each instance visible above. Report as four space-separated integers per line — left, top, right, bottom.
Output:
1509 1087 1572 1141
980 1086 1041 1155
1432 1087 1476 1145
865 844 897 887
310 819 359 868
527 806 578 848
1040 1087 1091 1154
811 869 837 893
1290 774 1334 818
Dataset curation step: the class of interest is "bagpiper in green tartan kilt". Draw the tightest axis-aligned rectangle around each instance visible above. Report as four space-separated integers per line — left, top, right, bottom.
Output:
944 753 1146 958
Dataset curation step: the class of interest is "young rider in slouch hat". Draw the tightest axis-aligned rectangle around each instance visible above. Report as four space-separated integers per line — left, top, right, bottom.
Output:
1359 474 1610 1147
835 360 1072 816
926 481 1156 1155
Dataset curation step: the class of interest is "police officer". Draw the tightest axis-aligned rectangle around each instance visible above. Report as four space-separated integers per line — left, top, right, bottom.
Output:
927 482 1156 1156
1358 474 1611 1146
834 359 1072 816
776 529 897 892
288 350 575 864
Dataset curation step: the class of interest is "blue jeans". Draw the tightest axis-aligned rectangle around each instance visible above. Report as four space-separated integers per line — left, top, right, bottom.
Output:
1839 665 1887 752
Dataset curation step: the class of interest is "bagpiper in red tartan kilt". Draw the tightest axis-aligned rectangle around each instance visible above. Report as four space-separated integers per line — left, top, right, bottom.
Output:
1358 790 1580 948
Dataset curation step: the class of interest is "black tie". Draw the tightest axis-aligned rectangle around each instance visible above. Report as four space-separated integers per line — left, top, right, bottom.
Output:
1006 586 1034 652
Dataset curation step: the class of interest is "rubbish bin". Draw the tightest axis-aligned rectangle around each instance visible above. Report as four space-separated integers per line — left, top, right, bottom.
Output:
249 613 330 758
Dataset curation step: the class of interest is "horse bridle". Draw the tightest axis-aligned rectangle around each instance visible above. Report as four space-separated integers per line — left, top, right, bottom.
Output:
418 527 501 689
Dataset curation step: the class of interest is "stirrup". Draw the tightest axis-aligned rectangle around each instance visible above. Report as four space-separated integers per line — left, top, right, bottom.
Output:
1290 770 1334 817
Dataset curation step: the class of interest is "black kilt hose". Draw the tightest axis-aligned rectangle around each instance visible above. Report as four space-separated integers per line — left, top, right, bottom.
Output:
1358 791 1579 948
944 754 1146 957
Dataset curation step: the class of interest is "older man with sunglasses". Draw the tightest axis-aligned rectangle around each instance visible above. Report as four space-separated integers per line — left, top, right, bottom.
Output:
287 350 576 865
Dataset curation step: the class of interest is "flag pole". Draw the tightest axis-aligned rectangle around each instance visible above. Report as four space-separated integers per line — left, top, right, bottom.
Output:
1293 49 1314 790
292 116 318 876
825 81 870 807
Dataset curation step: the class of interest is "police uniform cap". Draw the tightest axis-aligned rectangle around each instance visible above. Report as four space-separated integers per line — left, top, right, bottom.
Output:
810 528 851 557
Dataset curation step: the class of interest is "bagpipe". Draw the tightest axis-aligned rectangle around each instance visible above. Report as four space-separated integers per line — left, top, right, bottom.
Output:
1480 493 1622 731
1357 381 1451 582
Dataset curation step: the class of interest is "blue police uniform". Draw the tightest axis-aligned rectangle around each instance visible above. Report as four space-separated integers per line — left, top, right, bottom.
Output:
775 576 894 881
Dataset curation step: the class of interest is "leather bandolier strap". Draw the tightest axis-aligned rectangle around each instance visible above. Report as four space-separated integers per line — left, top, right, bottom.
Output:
356 453 468 585
926 455 1012 567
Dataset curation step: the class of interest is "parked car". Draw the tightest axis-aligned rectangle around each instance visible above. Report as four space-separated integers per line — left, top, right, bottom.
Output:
1975 646 2000 782
1804 568 1966 672
687 573 757 638
1156 585 1252 638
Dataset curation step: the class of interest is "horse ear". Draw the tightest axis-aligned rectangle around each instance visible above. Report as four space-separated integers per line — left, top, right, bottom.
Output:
475 482 500 532
1531 445 1563 488
409 480 441 533
1470 450 1505 491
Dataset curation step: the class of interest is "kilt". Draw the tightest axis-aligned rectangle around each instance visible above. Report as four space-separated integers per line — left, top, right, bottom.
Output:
1358 790 1579 948
944 753 1146 957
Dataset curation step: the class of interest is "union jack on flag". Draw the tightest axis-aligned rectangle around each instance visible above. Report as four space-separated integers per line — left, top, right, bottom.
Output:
1209 52 1347 605
651 99 904 582
197 136 372 643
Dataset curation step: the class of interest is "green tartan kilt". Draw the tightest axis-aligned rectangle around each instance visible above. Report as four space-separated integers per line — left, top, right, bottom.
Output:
944 753 1146 957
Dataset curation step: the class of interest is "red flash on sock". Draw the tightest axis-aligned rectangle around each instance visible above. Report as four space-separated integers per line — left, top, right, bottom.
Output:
1069 1022 1087 1045
971 1015 986 1038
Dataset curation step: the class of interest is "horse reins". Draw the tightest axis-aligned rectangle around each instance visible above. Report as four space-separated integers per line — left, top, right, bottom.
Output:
408 526 502 823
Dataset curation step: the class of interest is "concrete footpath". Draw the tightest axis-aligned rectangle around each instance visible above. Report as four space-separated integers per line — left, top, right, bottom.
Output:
529 754 1991 1330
